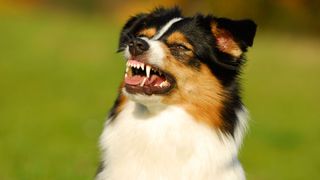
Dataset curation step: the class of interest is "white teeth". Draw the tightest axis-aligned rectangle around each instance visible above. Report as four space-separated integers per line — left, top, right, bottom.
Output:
159 81 169 88
146 65 151 78
126 61 160 80
125 73 128 77
140 77 147 87
126 61 146 70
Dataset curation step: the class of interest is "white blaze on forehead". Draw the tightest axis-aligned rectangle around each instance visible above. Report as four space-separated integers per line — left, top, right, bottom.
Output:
124 18 183 69
142 17 183 67
152 17 183 40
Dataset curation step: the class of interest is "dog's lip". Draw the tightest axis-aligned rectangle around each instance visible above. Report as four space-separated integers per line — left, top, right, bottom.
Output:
124 59 176 95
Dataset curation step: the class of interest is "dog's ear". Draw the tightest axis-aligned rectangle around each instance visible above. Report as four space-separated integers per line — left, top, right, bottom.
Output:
210 17 257 57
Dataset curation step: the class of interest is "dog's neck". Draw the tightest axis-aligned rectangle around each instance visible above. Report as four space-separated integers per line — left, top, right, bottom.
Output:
97 100 248 180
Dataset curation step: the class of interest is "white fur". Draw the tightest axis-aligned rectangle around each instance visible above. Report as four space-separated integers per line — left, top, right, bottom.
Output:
145 39 165 67
234 107 249 149
125 18 183 67
125 37 165 68
124 46 130 60
97 100 247 180
152 18 183 40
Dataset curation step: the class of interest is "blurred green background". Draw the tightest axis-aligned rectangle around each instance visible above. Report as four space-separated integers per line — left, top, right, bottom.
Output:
0 0 320 179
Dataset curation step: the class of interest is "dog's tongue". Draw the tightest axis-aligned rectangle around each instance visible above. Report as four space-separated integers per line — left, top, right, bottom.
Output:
125 75 165 86
125 75 144 85
146 75 165 86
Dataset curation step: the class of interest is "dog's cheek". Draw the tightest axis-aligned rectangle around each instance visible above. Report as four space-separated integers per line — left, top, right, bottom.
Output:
161 56 227 129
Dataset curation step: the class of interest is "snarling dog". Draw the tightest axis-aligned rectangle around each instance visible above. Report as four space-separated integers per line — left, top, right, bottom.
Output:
96 7 256 180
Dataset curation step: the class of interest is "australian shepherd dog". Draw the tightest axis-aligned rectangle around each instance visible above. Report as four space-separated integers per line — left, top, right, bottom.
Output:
96 7 256 180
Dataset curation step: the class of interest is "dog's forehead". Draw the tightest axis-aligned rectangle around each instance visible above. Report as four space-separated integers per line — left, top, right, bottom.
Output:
152 18 183 40
124 14 188 37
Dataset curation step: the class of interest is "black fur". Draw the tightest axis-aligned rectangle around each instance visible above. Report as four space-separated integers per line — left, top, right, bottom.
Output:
107 93 124 123
117 7 256 134
118 7 182 52
95 161 105 177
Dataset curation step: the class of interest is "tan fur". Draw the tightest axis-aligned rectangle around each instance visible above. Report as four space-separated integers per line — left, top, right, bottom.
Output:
211 23 242 57
167 31 193 51
137 28 157 38
116 83 128 115
116 94 128 114
161 44 227 129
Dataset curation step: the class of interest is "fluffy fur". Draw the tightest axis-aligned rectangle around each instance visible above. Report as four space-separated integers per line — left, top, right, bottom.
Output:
97 7 256 180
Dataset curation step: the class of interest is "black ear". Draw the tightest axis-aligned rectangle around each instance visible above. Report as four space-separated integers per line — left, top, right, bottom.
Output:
211 17 257 57
216 18 256 47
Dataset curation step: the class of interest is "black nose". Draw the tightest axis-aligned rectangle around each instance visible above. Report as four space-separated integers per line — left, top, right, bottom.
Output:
128 38 149 56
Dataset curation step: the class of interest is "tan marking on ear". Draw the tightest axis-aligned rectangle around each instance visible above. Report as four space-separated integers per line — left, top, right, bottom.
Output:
167 31 193 51
161 44 227 129
211 23 242 57
137 27 157 38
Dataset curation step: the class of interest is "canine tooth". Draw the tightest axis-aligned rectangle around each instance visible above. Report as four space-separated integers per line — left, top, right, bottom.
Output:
125 66 129 73
146 65 151 78
140 77 147 87
125 73 128 77
141 64 144 70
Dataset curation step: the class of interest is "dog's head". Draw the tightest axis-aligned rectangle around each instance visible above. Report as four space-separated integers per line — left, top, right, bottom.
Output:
118 7 256 120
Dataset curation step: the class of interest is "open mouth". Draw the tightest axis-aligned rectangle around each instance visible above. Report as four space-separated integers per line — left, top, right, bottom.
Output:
124 60 175 95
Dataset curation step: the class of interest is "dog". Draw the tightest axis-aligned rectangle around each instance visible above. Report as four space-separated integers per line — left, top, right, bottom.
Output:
96 7 256 180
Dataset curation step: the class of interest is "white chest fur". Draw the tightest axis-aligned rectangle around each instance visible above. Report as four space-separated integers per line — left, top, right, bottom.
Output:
97 101 247 180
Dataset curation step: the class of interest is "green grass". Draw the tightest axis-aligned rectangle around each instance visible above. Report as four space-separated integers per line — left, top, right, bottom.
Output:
0 12 319 180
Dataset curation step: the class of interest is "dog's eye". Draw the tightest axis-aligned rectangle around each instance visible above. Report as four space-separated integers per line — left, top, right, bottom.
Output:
170 44 189 51
177 45 188 50
137 35 147 39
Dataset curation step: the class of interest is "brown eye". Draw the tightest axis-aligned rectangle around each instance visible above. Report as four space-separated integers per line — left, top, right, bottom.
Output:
177 45 187 50
170 44 189 51
137 35 148 39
